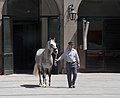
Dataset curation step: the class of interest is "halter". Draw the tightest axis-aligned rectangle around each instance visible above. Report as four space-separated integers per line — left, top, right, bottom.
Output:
47 39 58 54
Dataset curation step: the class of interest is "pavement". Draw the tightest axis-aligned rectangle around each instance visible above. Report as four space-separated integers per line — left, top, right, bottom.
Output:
0 73 120 98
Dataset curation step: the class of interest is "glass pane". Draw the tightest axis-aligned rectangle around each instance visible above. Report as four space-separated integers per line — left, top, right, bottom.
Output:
48 17 60 43
103 19 120 50
103 19 120 71
87 50 104 70
88 19 103 50
104 50 120 71
13 22 40 73
48 17 60 74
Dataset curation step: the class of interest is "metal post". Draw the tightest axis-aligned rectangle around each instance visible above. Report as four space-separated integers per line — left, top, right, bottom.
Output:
83 18 90 50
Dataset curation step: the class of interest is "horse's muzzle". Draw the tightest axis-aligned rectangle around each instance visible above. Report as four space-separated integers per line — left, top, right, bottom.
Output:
53 48 58 54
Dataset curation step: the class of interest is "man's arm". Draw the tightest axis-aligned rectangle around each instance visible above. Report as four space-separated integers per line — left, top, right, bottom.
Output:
56 49 67 61
75 50 80 68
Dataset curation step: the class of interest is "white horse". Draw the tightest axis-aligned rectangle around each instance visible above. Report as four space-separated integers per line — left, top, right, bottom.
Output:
33 38 58 87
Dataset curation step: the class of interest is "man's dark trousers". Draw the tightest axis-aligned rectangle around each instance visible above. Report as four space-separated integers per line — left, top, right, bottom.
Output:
66 62 77 87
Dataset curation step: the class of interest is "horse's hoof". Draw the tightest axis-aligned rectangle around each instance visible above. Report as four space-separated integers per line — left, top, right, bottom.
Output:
42 83 46 88
42 85 46 88
39 83 42 87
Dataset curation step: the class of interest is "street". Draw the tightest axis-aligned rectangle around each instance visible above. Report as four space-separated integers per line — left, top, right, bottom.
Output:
0 73 120 98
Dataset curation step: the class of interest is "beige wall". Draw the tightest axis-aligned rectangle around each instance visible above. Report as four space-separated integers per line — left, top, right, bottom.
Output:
60 0 82 73
0 0 82 74
53 0 82 73
64 0 82 50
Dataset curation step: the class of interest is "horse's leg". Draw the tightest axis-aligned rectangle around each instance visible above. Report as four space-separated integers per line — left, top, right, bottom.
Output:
38 65 42 86
45 69 47 86
48 69 52 86
42 68 47 87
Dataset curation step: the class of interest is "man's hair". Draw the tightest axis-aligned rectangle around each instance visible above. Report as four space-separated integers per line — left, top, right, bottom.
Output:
68 41 74 45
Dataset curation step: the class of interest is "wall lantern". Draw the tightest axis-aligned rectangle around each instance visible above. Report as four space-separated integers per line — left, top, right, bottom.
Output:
68 4 77 20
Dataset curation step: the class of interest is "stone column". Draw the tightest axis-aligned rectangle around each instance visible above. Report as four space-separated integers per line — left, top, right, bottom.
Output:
62 0 82 73
0 0 6 74
54 0 64 73
64 0 82 49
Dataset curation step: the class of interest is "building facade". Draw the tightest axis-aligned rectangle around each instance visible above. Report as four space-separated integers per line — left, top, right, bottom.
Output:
78 0 120 72
0 0 120 74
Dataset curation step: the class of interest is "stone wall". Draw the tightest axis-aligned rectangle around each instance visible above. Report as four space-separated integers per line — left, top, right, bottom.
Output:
61 0 82 73
0 0 6 74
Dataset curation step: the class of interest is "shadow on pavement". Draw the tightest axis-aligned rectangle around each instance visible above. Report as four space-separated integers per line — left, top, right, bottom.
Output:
21 84 40 88
21 84 68 89
48 86 68 89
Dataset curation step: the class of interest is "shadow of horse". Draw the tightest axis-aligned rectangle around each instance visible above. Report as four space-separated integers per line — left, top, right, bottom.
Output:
21 84 40 88
48 86 68 89
21 84 68 89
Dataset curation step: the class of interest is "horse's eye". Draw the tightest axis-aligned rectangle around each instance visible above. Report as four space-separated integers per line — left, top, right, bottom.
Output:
50 44 53 47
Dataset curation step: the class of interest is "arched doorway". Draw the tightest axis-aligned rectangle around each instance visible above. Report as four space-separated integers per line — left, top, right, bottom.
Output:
2 0 60 74
13 20 41 73
78 0 120 72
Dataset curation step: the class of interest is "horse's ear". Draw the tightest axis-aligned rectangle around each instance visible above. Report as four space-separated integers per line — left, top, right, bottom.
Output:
50 37 55 41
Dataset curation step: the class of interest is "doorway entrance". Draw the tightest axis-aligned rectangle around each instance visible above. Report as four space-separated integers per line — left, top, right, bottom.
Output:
86 18 120 72
12 17 60 74
13 21 41 73
2 16 60 74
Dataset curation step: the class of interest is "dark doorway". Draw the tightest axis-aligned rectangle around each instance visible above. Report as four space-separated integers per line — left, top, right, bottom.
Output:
86 18 120 72
13 21 41 73
86 19 104 71
78 0 120 72
103 19 120 71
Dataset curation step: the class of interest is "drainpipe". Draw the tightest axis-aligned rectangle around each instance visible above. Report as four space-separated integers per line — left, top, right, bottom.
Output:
83 19 90 50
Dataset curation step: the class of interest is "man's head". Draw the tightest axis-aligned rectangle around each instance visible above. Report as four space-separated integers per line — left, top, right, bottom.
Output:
68 41 74 49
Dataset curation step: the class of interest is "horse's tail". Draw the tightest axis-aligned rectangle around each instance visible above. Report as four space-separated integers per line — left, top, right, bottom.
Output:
33 64 38 76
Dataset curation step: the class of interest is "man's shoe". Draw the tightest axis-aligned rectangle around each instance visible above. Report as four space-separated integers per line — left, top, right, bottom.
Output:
72 85 75 88
69 86 72 88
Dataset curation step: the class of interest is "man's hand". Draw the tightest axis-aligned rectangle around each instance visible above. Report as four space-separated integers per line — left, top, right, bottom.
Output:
55 59 59 62
77 63 80 69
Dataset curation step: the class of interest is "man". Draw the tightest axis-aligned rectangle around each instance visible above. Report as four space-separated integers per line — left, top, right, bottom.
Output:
56 42 80 88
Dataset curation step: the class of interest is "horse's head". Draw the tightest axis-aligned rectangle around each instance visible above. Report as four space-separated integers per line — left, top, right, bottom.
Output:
48 38 58 54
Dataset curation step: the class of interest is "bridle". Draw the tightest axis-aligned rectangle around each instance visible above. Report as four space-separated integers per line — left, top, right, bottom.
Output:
48 39 58 54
